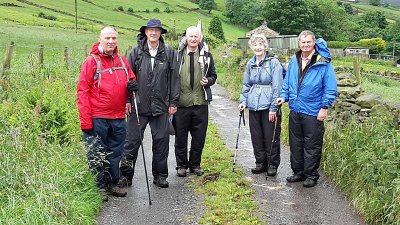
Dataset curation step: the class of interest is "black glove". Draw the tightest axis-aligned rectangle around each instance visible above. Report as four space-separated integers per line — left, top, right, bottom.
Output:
82 129 93 135
127 79 139 92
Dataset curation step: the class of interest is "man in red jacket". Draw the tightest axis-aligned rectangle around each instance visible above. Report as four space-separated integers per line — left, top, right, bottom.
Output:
77 26 137 201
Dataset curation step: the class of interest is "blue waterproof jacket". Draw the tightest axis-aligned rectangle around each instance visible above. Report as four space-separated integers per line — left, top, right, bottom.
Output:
240 53 283 111
280 38 338 116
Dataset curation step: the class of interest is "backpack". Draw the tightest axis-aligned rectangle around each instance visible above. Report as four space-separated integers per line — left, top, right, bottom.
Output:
269 59 287 80
91 54 129 87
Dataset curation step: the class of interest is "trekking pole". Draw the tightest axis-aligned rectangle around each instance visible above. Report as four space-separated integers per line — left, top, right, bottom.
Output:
132 92 152 205
233 110 245 172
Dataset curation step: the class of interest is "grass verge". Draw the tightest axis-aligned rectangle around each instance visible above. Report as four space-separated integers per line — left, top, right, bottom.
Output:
193 122 263 225
0 59 100 224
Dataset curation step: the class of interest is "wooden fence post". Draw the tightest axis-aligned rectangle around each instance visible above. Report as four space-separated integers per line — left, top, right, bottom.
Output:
353 56 361 85
2 41 14 76
64 47 69 69
38 44 44 67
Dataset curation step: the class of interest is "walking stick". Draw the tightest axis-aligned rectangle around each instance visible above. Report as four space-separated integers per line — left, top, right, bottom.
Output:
132 92 152 205
233 110 245 172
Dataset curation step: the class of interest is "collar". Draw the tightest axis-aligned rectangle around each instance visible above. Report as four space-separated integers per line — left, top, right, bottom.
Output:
186 47 198 55
301 50 315 61
98 45 114 56
147 41 159 51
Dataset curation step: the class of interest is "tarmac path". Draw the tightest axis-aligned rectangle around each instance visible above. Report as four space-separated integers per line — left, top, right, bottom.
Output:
97 83 367 225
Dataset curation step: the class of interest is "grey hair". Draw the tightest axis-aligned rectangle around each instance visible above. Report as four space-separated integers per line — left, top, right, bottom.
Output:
185 26 201 37
100 26 117 36
298 30 315 41
248 34 268 48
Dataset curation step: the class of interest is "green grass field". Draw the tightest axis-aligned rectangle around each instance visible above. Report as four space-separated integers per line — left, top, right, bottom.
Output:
352 2 400 21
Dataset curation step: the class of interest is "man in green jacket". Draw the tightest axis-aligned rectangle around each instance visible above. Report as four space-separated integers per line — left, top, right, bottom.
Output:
173 26 217 177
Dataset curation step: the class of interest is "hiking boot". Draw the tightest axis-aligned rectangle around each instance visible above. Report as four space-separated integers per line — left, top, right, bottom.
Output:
251 164 267 174
190 167 204 176
153 176 169 188
108 185 127 197
176 168 187 177
266 166 277 176
118 176 132 187
286 174 306 183
99 188 109 202
303 178 317 188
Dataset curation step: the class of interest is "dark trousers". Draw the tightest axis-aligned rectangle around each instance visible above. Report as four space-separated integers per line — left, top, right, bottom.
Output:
173 105 208 170
121 113 170 179
84 118 126 189
249 109 280 167
289 111 324 181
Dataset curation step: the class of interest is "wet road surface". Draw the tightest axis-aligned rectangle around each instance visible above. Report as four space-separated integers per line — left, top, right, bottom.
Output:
97 83 367 225
209 84 367 225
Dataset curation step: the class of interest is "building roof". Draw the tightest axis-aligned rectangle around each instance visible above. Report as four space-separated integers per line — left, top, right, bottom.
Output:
246 21 279 38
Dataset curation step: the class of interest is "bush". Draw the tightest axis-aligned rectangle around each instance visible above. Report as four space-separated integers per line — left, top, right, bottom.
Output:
127 7 133 13
145 9 150 13
164 6 172 13
38 12 57 21
117 6 124 11
0 60 99 224
153 7 160 13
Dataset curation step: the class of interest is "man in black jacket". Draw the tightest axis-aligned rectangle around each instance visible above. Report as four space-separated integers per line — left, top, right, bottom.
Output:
173 26 217 177
120 18 180 188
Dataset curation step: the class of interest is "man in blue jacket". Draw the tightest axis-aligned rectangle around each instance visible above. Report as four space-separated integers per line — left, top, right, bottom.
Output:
276 30 337 188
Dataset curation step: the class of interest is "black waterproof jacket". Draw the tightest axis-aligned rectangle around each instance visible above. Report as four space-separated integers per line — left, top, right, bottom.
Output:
127 34 180 116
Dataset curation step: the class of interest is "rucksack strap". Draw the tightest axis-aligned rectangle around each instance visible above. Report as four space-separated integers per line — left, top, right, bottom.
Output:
91 54 102 81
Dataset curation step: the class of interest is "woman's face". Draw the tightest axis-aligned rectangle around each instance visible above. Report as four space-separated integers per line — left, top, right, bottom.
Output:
251 41 266 57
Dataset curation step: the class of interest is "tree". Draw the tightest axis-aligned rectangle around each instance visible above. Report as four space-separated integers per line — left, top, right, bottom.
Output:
208 16 225 42
305 0 352 41
199 0 216 14
225 0 263 28
263 0 314 35
361 11 388 29
369 0 381 6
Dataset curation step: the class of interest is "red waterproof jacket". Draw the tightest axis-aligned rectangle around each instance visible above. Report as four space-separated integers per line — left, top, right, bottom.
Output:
77 42 135 129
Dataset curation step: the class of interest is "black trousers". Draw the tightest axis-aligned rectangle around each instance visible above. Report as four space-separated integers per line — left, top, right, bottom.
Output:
249 109 281 168
173 105 208 170
120 113 170 179
289 111 324 181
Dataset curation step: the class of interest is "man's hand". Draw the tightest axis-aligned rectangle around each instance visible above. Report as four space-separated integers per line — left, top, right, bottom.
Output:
269 111 277 122
317 108 328 121
276 98 285 105
125 103 132 116
169 106 177 115
200 77 208 86
127 79 139 92
238 103 246 111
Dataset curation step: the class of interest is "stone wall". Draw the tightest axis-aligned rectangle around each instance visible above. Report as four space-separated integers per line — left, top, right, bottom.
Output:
332 70 400 129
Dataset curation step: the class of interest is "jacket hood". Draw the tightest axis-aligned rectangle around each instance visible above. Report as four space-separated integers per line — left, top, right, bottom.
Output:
315 38 331 60
90 42 119 55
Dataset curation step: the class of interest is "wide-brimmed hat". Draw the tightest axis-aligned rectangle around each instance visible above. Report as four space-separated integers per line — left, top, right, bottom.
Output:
140 18 167 34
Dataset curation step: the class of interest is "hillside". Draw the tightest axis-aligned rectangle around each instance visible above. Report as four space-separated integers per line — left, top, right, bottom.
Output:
0 0 247 41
